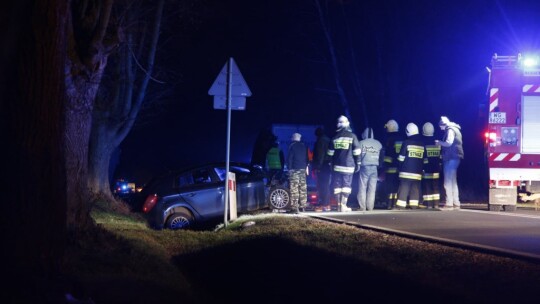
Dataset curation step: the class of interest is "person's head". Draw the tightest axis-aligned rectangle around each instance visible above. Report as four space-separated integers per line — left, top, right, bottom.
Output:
439 116 450 130
406 123 419 137
315 127 325 137
384 119 399 133
361 127 374 140
422 122 434 136
336 115 350 131
291 133 301 142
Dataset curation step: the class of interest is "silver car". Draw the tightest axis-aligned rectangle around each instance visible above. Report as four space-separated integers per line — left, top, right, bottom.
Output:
141 162 268 230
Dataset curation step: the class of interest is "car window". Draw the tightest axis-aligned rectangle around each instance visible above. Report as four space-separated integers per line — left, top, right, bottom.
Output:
214 165 251 181
192 168 212 184
177 173 195 187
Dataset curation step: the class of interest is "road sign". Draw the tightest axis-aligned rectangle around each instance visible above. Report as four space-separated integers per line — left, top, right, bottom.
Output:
208 58 252 98
213 96 246 110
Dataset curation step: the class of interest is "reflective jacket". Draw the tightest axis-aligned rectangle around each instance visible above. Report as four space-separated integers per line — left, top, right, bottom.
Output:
397 134 424 180
266 147 284 170
383 131 404 174
422 135 441 178
327 128 361 174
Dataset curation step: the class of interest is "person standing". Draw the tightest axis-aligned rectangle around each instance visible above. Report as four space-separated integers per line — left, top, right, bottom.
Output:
287 133 309 213
357 127 383 211
266 139 284 180
421 122 442 209
396 123 424 209
382 119 404 209
327 115 361 212
435 116 464 210
312 127 332 212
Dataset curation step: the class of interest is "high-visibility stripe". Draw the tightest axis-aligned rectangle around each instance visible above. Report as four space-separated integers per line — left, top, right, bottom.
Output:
385 167 397 173
399 172 422 180
490 153 521 161
409 200 419 206
490 88 499 112
333 165 355 173
396 200 407 207
523 84 540 93
384 156 393 163
423 173 440 179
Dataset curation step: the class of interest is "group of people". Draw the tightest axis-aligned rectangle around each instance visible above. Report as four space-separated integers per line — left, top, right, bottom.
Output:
273 114 464 213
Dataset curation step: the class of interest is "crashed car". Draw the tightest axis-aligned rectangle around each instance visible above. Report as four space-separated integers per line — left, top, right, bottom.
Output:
140 162 268 230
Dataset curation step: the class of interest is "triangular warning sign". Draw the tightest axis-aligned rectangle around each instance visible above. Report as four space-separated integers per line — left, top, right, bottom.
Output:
208 58 252 97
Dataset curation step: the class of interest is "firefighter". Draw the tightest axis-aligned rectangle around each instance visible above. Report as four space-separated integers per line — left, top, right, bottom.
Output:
327 115 361 212
435 116 464 210
396 123 424 209
357 127 384 211
421 122 442 208
382 119 404 209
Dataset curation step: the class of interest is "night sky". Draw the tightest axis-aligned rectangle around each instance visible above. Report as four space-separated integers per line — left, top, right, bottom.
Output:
116 0 540 199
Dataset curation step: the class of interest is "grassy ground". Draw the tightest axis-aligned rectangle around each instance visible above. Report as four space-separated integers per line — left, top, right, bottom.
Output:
61 203 540 304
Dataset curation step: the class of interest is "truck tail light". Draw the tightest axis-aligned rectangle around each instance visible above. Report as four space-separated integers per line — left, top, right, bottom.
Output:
484 131 497 142
142 194 158 213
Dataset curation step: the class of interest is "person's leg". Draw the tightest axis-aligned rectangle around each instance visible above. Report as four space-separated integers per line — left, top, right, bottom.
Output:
409 180 420 208
299 171 307 210
443 161 454 207
289 169 300 211
366 167 378 210
396 179 410 209
357 167 368 211
450 159 461 207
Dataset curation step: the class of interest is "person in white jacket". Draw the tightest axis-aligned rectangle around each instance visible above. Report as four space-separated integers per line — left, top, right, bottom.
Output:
357 127 383 211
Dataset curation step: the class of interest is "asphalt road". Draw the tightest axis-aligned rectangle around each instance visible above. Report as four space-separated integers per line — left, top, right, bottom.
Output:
307 206 540 262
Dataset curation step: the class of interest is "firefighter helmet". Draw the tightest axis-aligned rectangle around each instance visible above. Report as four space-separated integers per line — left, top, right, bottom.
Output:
422 122 434 136
384 119 399 132
336 115 350 130
406 123 419 136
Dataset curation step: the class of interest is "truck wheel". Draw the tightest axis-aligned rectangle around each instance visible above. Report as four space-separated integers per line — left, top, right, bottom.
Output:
268 186 290 210
504 205 516 212
489 204 502 211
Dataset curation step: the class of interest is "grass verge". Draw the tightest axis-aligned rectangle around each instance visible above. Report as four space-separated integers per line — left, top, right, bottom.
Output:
62 202 540 303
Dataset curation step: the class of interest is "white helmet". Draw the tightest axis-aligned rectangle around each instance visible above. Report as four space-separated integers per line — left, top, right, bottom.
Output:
422 122 434 136
406 123 419 137
385 119 399 132
336 115 350 130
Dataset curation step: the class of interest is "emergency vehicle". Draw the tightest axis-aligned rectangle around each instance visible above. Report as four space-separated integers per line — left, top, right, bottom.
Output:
485 53 540 211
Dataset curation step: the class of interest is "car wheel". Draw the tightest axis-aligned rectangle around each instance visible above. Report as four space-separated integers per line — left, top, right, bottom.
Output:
268 186 290 210
166 208 193 230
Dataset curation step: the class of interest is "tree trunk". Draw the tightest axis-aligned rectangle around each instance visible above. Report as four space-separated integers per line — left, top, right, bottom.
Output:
88 123 116 200
1 0 68 293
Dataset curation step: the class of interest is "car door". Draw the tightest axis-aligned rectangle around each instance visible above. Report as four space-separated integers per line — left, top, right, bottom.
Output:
214 164 266 212
177 167 224 220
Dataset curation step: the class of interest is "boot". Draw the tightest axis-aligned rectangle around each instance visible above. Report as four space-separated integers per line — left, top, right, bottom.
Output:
340 197 351 212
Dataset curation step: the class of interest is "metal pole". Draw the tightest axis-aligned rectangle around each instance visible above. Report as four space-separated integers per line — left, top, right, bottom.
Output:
224 58 233 228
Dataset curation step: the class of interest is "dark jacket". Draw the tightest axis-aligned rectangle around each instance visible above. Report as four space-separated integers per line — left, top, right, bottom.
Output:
327 127 361 174
312 134 331 170
422 135 441 178
287 141 308 170
397 134 424 180
383 131 404 174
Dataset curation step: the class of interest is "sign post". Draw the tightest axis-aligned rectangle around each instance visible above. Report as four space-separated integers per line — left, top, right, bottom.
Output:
208 58 251 227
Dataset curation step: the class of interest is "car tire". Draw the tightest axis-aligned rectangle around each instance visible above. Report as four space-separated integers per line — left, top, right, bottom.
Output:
268 186 290 210
166 208 194 230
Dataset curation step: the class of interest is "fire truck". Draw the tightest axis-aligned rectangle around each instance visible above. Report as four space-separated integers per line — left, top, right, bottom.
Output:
485 53 540 211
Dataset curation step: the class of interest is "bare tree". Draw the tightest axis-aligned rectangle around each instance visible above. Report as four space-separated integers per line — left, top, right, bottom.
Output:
314 0 351 118
88 0 165 201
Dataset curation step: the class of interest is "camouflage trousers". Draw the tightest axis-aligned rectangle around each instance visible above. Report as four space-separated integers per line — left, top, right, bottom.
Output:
289 169 307 208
